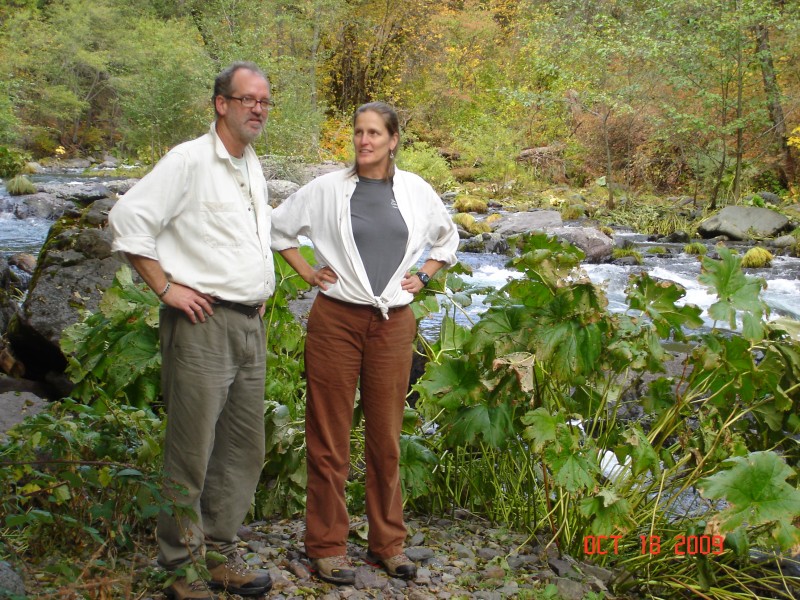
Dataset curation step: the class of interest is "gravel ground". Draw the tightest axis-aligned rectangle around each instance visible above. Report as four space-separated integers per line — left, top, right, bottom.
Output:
149 514 617 600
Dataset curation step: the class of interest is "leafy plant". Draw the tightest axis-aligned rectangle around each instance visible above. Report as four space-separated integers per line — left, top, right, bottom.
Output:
397 141 456 192
61 265 161 410
0 398 167 566
0 146 27 178
411 233 800 598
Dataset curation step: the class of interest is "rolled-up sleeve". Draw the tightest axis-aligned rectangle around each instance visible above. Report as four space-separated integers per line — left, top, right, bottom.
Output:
108 152 189 260
270 188 312 251
426 190 459 267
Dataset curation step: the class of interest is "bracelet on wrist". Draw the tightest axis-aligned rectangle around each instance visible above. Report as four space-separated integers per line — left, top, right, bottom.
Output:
416 271 431 287
157 282 171 298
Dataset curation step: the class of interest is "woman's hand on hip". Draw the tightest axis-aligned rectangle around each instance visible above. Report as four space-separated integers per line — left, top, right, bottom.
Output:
401 271 425 295
308 266 339 291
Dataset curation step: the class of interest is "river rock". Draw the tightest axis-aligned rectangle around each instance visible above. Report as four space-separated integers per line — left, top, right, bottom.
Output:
0 561 25 597
459 232 510 254
7 199 124 381
0 257 25 336
8 253 36 275
0 192 77 220
770 234 796 249
267 179 300 206
548 226 614 263
37 181 111 203
697 206 790 240
103 178 139 196
492 210 562 236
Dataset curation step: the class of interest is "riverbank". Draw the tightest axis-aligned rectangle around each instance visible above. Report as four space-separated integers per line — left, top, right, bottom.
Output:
10 511 616 600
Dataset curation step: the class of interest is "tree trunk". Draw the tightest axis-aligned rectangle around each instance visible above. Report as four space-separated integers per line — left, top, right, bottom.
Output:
602 109 614 209
733 18 744 202
755 24 796 185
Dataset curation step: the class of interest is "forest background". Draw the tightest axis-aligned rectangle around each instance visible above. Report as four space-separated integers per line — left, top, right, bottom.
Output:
1 0 800 205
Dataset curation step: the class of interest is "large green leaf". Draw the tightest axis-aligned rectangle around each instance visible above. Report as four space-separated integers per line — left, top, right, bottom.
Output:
699 246 767 336
399 435 438 500
521 407 562 452
698 451 800 549
448 403 514 448
625 272 703 340
579 489 635 535
544 430 599 492
415 356 485 411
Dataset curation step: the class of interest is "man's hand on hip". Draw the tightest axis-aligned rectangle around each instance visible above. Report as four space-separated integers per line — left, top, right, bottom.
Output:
162 283 216 324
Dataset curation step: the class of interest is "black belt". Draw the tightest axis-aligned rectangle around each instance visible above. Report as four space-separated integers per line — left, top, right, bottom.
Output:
215 299 262 318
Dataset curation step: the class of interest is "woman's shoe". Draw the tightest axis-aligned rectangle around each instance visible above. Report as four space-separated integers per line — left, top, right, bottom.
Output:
366 551 417 580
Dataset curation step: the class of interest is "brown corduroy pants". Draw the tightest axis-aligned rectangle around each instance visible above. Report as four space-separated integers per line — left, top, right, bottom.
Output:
304 293 416 559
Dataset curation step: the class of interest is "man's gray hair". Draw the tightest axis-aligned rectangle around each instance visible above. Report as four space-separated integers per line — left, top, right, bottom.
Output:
212 62 269 115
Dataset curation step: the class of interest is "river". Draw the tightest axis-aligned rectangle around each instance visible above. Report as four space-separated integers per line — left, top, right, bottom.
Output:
2 174 799 337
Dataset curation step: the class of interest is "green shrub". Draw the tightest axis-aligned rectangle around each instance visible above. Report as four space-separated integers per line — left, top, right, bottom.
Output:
0 145 28 178
684 242 708 255
397 141 455 192
453 195 488 213
560 204 585 220
646 245 668 254
741 246 773 268
6 174 36 195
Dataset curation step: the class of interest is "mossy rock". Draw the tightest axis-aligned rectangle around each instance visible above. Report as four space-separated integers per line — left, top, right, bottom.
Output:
612 248 643 265
453 195 488 214
684 242 707 256
741 246 773 268
452 212 491 235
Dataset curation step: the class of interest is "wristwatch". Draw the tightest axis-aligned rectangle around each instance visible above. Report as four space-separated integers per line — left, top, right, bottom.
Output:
416 271 431 287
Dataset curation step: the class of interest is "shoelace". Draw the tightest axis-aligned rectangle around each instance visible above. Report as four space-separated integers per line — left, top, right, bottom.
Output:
327 556 353 569
189 579 210 591
224 555 250 576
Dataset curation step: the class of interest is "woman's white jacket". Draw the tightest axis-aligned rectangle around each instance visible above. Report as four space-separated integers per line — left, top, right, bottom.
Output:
270 168 459 317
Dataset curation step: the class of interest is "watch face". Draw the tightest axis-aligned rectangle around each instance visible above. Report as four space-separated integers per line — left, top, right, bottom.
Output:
417 272 430 285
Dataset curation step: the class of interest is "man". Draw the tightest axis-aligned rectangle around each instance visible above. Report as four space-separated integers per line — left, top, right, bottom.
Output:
109 62 275 600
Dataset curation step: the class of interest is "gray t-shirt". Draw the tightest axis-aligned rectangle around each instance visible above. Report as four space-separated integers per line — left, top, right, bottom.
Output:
350 177 409 296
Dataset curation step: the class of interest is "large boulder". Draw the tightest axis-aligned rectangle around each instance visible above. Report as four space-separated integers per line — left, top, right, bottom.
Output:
7 198 124 382
37 181 111 202
492 210 563 236
697 206 790 240
548 226 614 263
0 192 77 220
267 180 300 206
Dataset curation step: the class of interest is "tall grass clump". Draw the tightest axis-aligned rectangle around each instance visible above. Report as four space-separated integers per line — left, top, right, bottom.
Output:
6 174 36 195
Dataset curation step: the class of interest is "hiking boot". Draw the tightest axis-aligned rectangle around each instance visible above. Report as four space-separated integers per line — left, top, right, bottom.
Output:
164 577 217 600
309 555 356 585
207 553 272 596
366 551 417 580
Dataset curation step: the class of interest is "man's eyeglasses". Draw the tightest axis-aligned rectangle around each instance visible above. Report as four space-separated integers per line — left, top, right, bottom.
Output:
225 95 275 110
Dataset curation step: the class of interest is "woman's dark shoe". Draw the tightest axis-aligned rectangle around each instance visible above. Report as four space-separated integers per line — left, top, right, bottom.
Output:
366 551 417 580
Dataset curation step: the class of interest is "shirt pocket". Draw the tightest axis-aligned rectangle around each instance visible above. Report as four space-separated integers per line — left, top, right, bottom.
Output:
200 201 244 248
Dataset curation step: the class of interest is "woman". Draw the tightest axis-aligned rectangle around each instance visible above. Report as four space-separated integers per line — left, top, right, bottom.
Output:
270 102 459 585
